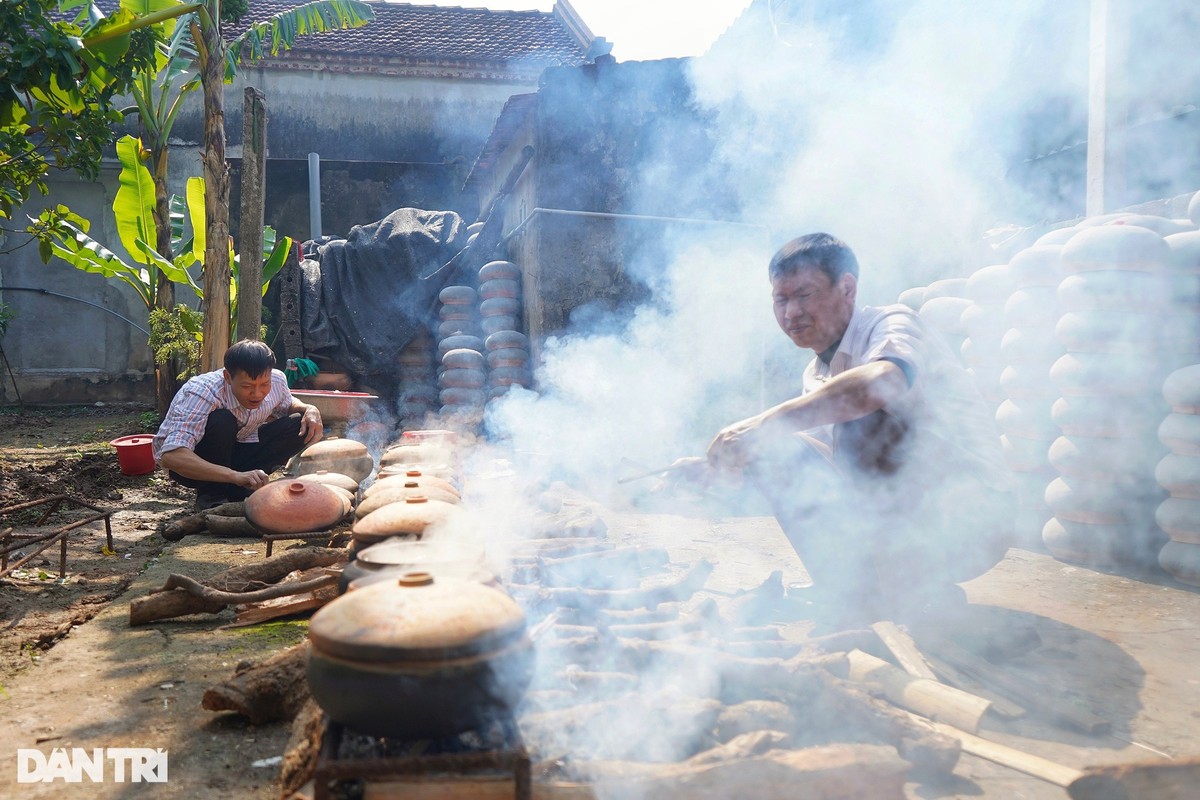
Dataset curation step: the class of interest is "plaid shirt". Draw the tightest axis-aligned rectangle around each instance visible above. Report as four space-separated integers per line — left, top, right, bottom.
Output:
152 369 294 461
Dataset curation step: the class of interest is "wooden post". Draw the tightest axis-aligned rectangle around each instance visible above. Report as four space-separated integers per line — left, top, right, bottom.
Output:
237 87 268 342
199 1 231 370
1086 0 1130 215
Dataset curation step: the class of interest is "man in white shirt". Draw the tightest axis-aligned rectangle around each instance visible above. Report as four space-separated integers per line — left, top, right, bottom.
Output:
689 233 1013 626
153 340 323 514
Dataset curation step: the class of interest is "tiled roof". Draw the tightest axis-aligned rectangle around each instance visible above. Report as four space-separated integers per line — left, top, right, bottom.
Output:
223 1 591 65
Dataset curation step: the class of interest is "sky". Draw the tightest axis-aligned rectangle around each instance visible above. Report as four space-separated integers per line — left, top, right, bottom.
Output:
393 0 754 61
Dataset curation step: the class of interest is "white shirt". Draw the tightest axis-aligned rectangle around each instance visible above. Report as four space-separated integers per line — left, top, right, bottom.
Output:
152 369 294 461
804 304 1012 491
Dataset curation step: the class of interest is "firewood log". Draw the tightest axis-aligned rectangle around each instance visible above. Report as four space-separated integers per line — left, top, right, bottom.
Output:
510 559 714 611
539 546 672 589
203 514 263 538
279 697 325 799
162 501 245 540
129 547 346 626
202 640 311 724
715 701 797 741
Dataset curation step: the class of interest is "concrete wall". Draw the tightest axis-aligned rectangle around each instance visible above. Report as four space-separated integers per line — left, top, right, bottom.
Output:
2 171 153 405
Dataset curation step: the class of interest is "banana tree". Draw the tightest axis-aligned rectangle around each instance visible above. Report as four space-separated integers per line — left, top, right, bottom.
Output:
35 135 291 391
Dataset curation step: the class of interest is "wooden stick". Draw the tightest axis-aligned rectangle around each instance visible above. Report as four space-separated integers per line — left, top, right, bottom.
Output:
899 710 1085 787
923 652 1027 720
928 636 1110 735
846 649 991 733
871 621 938 681
1068 755 1200 800
162 501 245 540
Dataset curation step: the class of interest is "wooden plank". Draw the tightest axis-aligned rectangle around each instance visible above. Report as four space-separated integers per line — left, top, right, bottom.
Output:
1068 755 1200 800
846 649 992 733
928 637 1111 735
924 652 1027 720
870 621 938 681
900 711 1085 788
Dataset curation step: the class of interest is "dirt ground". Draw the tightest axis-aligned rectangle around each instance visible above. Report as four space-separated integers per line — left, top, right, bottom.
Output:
0 407 1198 798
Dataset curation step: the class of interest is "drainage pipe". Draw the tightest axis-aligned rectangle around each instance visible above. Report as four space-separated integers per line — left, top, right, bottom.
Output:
308 152 322 241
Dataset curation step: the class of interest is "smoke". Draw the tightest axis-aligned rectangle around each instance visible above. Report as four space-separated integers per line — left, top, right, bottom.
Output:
458 0 1200 781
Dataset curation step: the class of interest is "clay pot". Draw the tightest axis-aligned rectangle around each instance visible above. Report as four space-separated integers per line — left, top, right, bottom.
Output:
486 347 529 369
245 479 351 534
484 330 529 351
381 442 456 468
293 470 359 493
440 367 486 389
339 538 486 591
481 315 519 336
440 387 486 407
442 348 486 370
296 438 374 483
478 260 521 282
356 482 460 518
477 277 516 298
352 496 466 545
439 285 478 305
438 334 484 358
307 573 533 739
376 463 458 483
437 321 478 341
366 470 460 499
480 296 521 317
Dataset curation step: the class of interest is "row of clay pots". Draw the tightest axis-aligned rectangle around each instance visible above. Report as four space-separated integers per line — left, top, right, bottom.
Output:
1041 222 1182 567
478 261 533 404
304 418 534 740
1154 357 1200 586
397 330 439 429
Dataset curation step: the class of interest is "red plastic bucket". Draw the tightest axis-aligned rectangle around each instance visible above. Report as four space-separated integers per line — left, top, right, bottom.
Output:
110 435 157 476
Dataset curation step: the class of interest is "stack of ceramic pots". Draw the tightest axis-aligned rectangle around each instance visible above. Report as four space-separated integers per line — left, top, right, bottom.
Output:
485 329 533 408
397 329 438 430
1044 224 1172 566
1155 364 1200 586
960 263 1015 413
989 244 1066 546
439 347 487 423
437 285 480 343
478 261 523 337
917 278 970 360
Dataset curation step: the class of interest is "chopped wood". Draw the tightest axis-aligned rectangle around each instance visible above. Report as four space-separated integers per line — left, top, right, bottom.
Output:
603 597 723 639
565 744 909 800
846 649 992 734
280 697 325 799
555 666 639 693
554 604 681 626
162 501 245 540
203 514 263 538
202 640 311 724
923 652 1027 720
511 559 714 611
901 710 1085 787
722 570 786 625
129 547 346 626
539 546 671 589
870 621 938 681
229 583 339 627
151 572 335 606
927 636 1110 735
1068 754 1200 800
715 701 796 741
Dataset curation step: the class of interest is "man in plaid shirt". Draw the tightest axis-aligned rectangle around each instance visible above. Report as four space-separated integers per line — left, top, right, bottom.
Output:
153 340 323 517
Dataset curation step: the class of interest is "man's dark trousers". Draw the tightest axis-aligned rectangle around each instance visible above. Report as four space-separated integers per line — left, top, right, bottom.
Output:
168 410 306 503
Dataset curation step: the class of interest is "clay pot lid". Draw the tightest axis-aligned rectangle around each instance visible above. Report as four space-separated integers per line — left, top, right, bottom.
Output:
351 497 465 544
380 442 454 467
356 537 485 570
245 479 349 534
356 485 460 519
300 437 369 461
293 470 360 492
364 472 460 499
309 574 526 662
376 463 457 483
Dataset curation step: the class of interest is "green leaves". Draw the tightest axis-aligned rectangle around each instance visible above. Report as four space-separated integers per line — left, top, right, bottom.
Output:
186 176 206 262
113 135 158 262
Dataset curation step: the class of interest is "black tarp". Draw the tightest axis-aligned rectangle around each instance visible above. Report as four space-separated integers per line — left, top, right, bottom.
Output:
299 208 465 394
